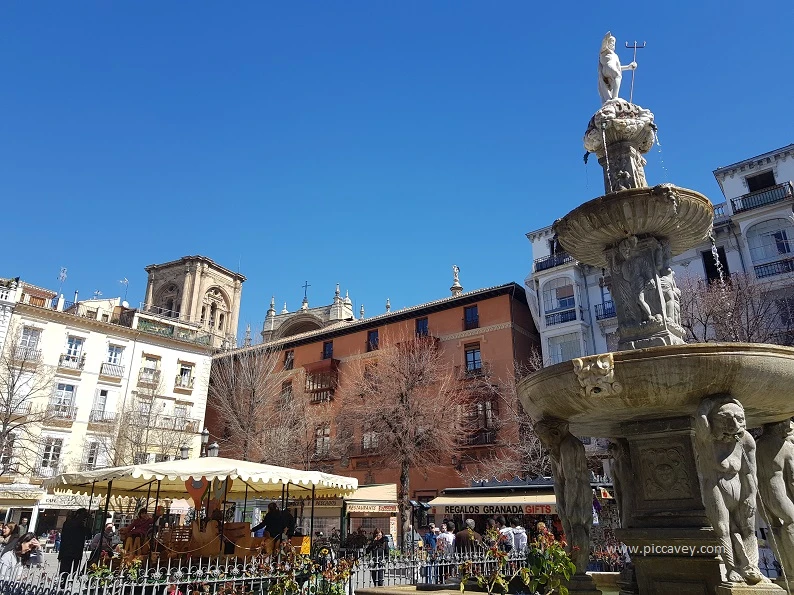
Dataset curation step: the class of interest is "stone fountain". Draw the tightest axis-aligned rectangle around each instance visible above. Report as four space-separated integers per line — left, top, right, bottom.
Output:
518 32 794 595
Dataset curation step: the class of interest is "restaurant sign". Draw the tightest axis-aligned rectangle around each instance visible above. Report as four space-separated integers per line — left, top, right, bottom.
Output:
347 504 398 513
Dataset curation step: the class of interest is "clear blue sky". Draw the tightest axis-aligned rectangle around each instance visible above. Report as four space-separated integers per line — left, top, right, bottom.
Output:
3 2 793 342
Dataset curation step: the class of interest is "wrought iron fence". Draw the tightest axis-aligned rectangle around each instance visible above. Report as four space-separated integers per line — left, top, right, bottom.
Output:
0 548 534 595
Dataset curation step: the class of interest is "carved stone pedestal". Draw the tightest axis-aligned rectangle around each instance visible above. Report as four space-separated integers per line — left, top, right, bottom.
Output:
567 573 602 595
714 584 786 595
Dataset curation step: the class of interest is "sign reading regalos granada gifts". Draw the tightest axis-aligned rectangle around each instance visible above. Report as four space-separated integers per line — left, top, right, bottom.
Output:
431 503 556 515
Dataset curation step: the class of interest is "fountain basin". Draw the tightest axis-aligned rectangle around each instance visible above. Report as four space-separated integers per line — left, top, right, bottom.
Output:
517 342 794 437
552 185 713 268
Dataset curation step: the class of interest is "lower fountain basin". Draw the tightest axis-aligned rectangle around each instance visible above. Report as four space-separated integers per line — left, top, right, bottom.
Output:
517 342 794 437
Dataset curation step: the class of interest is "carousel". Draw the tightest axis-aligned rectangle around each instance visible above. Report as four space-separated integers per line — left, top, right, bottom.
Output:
44 456 358 563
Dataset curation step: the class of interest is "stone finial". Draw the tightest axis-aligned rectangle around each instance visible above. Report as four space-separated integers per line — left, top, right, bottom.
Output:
451 264 463 296
281 302 289 314
344 290 352 306
333 283 342 305
360 304 365 320
385 298 391 313
266 296 276 318
301 296 309 310
243 324 252 347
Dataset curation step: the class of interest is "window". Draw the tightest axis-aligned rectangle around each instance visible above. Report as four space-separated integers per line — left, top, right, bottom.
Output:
366 330 379 352
464 305 479 330
61 336 84 368
322 341 334 360
415 318 429 337
748 219 794 264
140 355 160 382
475 401 496 429
542 278 575 313
464 343 482 374
218 313 225 331
93 389 109 418
174 405 188 420
20 327 41 350
85 442 100 470
284 350 294 371
314 426 330 456
107 345 124 364
702 246 730 283
281 381 293 403
51 383 75 415
746 171 776 193
137 400 152 417
154 453 170 463
548 333 582 364
133 453 149 465
41 437 63 470
362 431 379 452
177 364 193 388
305 371 334 402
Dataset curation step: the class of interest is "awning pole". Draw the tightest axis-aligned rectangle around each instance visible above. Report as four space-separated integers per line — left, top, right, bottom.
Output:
309 485 316 553
87 481 96 514
281 484 285 509
285 483 290 509
145 480 153 513
242 484 249 524
220 479 229 556
91 480 113 562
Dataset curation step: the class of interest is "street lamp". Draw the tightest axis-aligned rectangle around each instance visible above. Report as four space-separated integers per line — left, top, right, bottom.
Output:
180 445 190 460
207 442 220 458
201 428 210 457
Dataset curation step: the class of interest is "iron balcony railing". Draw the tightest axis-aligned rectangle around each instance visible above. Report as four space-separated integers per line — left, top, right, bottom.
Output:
730 181 794 214
46 405 78 421
175 375 195 389
13 345 42 363
594 300 616 320
534 251 574 272
463 315 479 330
100 362 125 377
754 257 794 279
454 362 491 379
464 429 496 446
138 369 161 385
58 353 85 370
89 409 116 423
32 463 61 478
545 308 577 326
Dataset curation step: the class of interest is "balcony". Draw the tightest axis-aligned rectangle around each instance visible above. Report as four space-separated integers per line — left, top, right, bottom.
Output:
58 353 85 371
455 362 491 380
46 405 78 422
13 346 41 364
131 414 200 432
755 257 794 279
463 316 480 331
100 362 125 378
730 182 793 214
594 300 616 320
89 409 116 423
309 390 334 404
545 308 577 326
174 375 195 390
138 302 199 326
138 369 161 386
535 252 574 273
33 463 61 478
463 429 496 446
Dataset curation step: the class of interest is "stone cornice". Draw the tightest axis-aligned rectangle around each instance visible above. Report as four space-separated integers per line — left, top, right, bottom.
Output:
713 144 794 180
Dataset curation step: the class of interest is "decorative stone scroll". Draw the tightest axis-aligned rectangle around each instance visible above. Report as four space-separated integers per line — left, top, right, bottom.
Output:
572 353 622 397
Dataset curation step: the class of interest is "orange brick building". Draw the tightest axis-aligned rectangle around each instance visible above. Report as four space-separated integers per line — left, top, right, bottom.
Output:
206 282 539 503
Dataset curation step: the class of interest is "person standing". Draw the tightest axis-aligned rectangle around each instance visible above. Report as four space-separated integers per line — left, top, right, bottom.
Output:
365 529 389 587
455 519 483 553
59 509 91 579
510 519 527 553
496 517 514 552
0 523 20 555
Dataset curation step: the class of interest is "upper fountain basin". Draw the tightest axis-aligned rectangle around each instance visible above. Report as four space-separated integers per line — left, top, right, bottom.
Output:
552 185 714 268
516 342 794 437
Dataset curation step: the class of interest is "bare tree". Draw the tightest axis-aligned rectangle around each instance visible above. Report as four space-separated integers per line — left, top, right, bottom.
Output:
679 273 794 345
0 325 57 475
338 332 474 539
208 348 285 462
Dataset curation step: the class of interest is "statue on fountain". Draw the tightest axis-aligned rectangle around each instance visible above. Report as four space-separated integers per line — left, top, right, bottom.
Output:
598 31 636 104
535 418 592 578
694 396 769 585
756 419 794 581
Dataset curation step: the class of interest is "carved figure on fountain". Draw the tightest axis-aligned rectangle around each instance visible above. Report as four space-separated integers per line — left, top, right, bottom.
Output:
608 438 634 527
756 419 794 581
694 396 769 586
535 418 593 578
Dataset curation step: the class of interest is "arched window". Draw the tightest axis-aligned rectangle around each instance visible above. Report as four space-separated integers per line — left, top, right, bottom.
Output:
218 313 225 331
165 298 174 315
209 303 217 328
747 218 793 264
542 277 575 313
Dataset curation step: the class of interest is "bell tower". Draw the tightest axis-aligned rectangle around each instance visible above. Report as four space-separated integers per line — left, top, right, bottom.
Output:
143 255 246 348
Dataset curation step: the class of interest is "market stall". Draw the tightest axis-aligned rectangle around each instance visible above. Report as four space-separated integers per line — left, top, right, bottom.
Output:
45 456 358 560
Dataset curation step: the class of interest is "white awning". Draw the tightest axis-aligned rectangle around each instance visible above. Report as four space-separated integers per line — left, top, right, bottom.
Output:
45 457 358 499
428 494 556 516
346 484 398 512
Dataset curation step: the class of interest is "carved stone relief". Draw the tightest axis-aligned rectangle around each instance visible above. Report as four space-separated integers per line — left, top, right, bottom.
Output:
572 353 623 397
638 445 693 500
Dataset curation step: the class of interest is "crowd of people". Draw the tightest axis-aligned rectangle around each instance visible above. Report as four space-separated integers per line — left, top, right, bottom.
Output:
0 521 43 580
414 516 529 555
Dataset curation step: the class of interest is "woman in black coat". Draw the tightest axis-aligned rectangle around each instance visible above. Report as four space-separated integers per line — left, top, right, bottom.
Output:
365 529 389 586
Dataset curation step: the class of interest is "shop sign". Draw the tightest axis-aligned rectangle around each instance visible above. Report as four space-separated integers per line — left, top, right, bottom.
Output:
347 504 398 513
312 499 342 508
431 503 556 515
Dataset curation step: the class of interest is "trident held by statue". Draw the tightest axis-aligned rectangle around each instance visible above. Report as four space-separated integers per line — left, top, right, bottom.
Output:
624 41 646 103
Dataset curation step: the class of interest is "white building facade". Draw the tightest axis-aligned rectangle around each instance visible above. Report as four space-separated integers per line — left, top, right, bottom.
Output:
525 144 794 364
